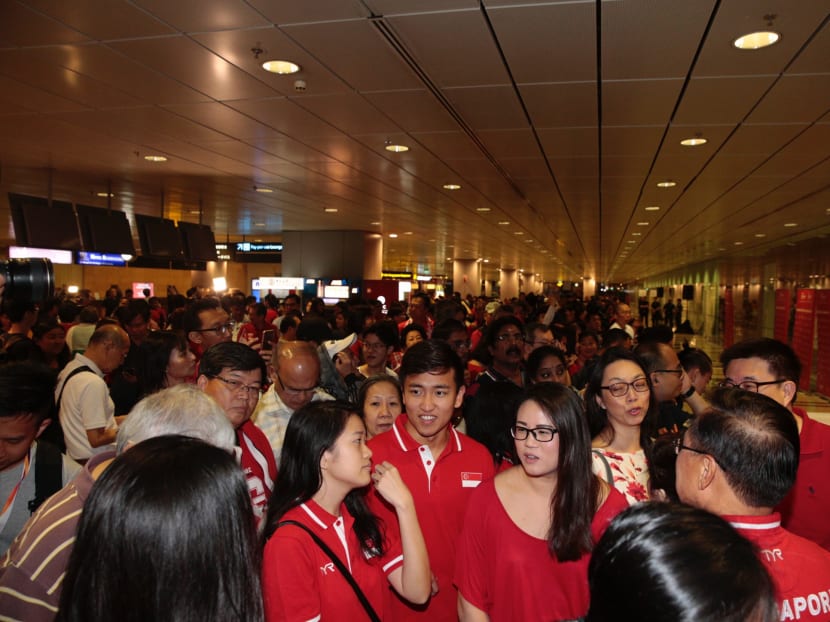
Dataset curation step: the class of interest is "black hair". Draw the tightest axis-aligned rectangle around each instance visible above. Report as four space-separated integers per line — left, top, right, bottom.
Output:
463 381 523 467
721 337 801 384
199 341 266 385
56 435 262 622
400 323 426 347
31 317 65 340
141 331 190 394
363 320 399 349
601 328 631 349
79 305 100 324
296 316 333 344
636 325 674 346
432 318 467 342
678 345 713 375
0 361 57 422
263 400 383 557
634 340 673 374
115 299 150 326
587 502 778 622
484 315 524 349
357 375 403 421
399 339 463 391
519 383 601 561
526 345 567 383
182 298 223 334
4 299 36 323
689 387 800 507
523 321 551 342
278 310 302 336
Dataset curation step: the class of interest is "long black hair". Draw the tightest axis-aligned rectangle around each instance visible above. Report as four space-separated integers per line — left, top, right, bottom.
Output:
140 330 190 394
263 400 384 556
56 435 262 622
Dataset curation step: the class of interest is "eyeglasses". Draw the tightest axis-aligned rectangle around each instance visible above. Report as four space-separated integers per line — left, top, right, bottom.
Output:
673 437 726 470
193 322 235 336
601 378 650 397
718 378 786 392
276 373 317 396
210 375 262 397
654 367 683 377
362 341 388 351
495 332 524 344
510 425 558 442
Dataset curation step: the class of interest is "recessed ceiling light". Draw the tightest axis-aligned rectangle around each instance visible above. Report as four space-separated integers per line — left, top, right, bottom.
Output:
644 206 660 211
384 143 409 153
733 31 780 50
261 60 300 74
734 241 743 245
514 231 524 236
627 240 636 244
754 233 766 238
255 187 273 193
784 223 797 227
498 221 510 225
443 184 461 190
476 207 491 212
388 233 398 238
524 239 533 243
95 192 115 198
324 208 338 213
657 180 676 188
680 137 708 147
446 257 452 261
403 231 413 235
483 259 490 263
144 155 167 162
637 222 649 226
632 232 642 236
188 210 201 215
370 221 381 226
254 223 266 228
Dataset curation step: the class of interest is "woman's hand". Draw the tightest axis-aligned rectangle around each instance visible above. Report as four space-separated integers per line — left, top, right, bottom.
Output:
371 461 414 512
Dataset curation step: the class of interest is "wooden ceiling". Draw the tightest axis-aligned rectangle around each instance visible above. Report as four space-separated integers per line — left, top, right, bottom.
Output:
0 0 828 283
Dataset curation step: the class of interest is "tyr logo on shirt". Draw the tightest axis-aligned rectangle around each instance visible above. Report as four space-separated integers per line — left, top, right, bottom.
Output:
461 472 482 488
320 562 336 576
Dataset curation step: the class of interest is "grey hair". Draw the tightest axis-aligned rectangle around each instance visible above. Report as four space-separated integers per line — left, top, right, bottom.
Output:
116 384 235 454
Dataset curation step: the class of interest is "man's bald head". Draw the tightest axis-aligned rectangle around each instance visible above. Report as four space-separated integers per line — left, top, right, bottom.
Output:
272 340 321 411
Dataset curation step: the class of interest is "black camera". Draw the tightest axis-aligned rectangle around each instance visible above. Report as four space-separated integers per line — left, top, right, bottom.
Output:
0 258 54 302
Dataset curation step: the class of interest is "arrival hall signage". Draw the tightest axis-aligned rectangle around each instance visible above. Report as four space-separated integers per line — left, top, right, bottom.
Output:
234 242 282 263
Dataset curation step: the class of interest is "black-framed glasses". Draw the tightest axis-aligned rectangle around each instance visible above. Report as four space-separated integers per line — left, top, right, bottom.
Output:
601 378 650 397
210 375 262 397
193 322 235 335
276 373 317 396
510 425 558 442
362 341 387 351
654 367 683 377
495 332 524 344
718 378 786 393
672 437 726 471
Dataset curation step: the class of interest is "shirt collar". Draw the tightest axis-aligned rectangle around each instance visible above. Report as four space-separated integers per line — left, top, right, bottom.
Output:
724 512 782 532
391 413 463 454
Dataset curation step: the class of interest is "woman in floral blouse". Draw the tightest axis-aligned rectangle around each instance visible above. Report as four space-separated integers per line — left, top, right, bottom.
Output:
584 348 656 504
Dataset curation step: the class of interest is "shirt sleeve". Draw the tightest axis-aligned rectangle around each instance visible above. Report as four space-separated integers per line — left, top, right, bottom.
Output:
378 507 404 577
0 564 60 622
453 486 491 613
262 531 321 622
78 381 115 431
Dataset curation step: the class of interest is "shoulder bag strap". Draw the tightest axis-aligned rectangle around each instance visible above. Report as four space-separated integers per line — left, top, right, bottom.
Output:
592 448 614 485
55 365 94 411
276 519 381 622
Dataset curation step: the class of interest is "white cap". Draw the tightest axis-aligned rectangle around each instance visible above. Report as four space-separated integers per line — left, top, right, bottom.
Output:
323 333 357 360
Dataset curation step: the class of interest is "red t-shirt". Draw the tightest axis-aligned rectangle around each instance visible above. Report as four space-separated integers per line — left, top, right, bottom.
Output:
454 477 627 621
237 420 277 523
367 415 496 621
262 500 403 622
728 512 830 621
777 409 830 551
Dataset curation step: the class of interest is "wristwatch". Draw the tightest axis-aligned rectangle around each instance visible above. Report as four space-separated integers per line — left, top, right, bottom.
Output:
682 386 696 399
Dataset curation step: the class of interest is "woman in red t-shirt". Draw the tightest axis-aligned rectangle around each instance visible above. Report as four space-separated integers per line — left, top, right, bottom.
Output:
455 383 627 621
261 400 430 621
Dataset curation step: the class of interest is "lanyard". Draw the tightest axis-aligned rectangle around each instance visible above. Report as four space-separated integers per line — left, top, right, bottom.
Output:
0 448 32 533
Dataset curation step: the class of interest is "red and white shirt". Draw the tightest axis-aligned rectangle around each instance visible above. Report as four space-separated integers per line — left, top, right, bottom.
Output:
237 420 277 522
727 512 830 621
367 414 496 621
262 499 403 622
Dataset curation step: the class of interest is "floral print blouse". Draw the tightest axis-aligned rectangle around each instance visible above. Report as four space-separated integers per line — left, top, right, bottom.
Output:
591 448 650 505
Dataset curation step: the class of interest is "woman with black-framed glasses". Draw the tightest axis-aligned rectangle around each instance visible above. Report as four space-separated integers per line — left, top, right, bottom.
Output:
585 348 657 505
455 383 627 621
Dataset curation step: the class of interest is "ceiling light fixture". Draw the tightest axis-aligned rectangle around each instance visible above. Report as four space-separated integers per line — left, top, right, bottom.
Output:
645 206 660 211
404 231 413 235
637 222 649 226
476 207 491 212
657 180 676 188
443 184 461 190
784 223 798 227
388 233 398 238
144 155 167 162
498 221 510 225
370 221 381 225
261 60 300 74
384 142 409 153
733 30 780 50
514 231 524 235
255 186 273 193
95 192 115 198
324 208 338 213
680 135 708 147
734 241 743 245
754 233 766 238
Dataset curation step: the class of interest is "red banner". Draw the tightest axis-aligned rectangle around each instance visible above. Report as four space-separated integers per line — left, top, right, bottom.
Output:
816 290 830 396
793 289 816 392
774 289 792 343
723 286 734 348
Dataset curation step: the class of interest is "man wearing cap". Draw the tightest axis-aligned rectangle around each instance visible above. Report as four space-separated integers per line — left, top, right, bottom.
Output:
251 340 333 462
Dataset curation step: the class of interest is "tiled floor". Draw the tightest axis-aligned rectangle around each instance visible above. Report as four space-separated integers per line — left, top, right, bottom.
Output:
675 333 830 424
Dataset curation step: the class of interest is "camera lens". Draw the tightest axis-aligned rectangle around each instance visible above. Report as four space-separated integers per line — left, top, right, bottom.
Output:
0 258 54 302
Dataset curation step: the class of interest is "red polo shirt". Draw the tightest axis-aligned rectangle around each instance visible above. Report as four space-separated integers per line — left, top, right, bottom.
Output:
777 408 830 551
367 414 495 621
728 512 830 621
263 499 403 622
237 420 277 523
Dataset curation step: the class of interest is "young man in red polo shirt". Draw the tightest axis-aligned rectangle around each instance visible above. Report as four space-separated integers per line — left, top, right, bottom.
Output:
676 388 830 621
367 339 495 621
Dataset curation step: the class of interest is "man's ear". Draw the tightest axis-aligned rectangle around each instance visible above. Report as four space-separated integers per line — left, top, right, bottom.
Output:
188 330 202 345
35 418 51 439
781 379 797 408
453 384 466 409
650 371 660 385
699 455 717 491
196 374 209 390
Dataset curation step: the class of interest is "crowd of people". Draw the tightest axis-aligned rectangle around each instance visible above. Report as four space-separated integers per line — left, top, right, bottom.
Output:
0 283 827 621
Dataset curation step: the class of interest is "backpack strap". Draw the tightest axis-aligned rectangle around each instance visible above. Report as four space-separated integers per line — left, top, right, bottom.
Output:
276 519 381 622
592 449 614 486
48 365 95 453
28 440 64 513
